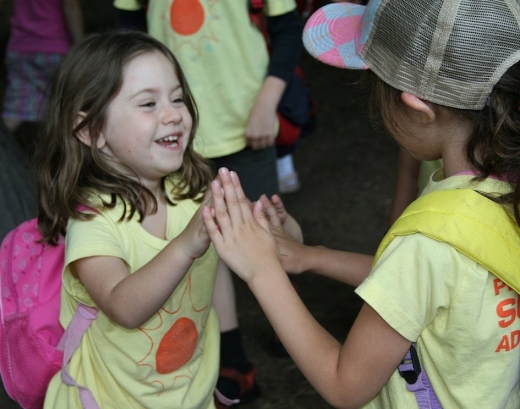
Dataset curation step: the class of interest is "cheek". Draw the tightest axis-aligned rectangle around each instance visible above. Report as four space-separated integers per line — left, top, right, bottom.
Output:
184 112 193 131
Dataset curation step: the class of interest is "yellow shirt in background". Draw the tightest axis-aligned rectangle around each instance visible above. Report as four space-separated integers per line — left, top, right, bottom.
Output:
114 0 296 158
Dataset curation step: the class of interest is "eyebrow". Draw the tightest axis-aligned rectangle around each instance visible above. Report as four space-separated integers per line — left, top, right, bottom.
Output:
128 84 183 101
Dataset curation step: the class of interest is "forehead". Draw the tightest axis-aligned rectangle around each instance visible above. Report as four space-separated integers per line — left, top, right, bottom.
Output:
121 51 178 86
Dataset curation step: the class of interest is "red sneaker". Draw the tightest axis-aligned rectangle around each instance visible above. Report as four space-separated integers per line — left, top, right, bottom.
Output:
214 366 260 407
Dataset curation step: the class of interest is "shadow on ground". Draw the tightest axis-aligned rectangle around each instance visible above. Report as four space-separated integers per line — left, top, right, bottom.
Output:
0 1 399 408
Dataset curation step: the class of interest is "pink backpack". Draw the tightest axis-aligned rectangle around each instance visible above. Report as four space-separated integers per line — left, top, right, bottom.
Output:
0 218 99 409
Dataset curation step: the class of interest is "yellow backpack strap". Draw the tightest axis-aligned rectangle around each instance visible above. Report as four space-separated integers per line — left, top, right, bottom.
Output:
375 189 520 293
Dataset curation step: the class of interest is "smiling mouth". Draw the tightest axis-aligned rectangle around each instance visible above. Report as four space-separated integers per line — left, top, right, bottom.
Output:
156 135 180 148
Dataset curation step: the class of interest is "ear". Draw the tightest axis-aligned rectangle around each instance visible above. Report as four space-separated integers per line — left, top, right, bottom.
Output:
400 92 436 125
74 112 106 149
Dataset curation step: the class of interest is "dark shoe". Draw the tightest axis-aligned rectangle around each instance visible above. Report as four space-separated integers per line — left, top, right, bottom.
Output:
214 366 260 407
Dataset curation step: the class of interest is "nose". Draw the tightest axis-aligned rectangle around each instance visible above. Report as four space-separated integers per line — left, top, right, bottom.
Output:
162 104 183 124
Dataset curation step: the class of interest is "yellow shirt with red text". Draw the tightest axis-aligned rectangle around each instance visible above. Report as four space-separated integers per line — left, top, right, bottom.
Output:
356 171 520 408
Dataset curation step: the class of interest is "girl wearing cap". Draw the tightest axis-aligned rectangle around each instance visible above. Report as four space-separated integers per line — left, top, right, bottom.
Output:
202 0 520 408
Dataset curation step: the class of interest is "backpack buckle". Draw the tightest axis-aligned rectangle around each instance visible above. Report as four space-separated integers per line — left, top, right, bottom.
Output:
398 344 421 384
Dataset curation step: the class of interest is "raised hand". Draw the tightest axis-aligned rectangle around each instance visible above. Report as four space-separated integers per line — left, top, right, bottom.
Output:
177 185 214 260
258 195 307 274
264 194 288 225
202 168 281 284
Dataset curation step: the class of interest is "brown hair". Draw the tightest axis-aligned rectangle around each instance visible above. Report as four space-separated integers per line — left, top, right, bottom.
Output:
365 62 520 226
35 30 213 244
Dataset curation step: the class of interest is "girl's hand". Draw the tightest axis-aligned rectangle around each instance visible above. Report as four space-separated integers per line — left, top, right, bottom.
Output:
245 76 287 150
177 186 213 260
202 168 281 284
260 194 288 225
258 196 307 274
245 101 277 150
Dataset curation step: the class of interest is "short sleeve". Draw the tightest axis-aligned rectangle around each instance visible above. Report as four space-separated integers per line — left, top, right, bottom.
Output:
63 214 128 306
356 234 473 341
113 0 142 11
265 0 297 16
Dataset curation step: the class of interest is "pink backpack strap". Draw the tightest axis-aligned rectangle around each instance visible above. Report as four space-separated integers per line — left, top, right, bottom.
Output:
57 304 100 409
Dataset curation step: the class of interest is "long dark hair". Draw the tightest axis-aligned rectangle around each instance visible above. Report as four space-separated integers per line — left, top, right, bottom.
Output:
36 31 213 244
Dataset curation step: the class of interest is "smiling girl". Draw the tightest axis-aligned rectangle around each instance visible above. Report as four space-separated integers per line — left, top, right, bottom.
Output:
37 31 220 408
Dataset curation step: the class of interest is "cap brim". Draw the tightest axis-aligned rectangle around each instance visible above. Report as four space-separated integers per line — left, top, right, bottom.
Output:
303 3 368 69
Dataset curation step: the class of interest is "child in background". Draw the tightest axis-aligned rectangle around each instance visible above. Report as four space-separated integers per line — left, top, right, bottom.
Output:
203 0 520 407
37 31 220 408
1 0 84 134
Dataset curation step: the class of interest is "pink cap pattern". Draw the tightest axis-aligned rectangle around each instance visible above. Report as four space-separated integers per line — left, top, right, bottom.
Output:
303 1 380 70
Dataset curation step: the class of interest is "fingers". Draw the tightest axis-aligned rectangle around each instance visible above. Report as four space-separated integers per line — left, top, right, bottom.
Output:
260 195 282 227
252 200 272 232
229 170 253 217
209 177 232 234
217 167 253 222
200 185 214 208
246 134 275 150
271 194 288 216
202 206 222 244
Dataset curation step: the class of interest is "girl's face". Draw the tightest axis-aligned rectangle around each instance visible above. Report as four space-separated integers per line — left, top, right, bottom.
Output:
99 51 192 188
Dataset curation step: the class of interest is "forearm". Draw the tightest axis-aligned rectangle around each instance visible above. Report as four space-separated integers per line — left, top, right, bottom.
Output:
79 237 198 329
257 75 287 113
302 246 373 287
62 0 84 43
113 241 195 326
248 269 359 408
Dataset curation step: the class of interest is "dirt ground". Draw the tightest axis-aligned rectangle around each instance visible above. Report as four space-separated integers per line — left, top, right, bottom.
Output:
0 1 400 408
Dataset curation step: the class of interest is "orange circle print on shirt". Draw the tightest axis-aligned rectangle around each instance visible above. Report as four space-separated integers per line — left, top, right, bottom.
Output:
165 0 220 54
137 276 210 391
170 0 205 35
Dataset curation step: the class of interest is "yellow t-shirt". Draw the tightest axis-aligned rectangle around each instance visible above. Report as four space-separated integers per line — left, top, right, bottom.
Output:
356 172 520 408
44 185 220 409
114 0 296 158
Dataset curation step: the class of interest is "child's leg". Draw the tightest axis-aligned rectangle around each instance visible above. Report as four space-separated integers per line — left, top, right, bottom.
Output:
276 153 300 194
213 261 259 404
213 260 239 332
276 145 300 194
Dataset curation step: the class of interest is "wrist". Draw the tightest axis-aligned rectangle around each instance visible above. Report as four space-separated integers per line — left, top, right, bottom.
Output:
304 245 326 272
248 262 291 294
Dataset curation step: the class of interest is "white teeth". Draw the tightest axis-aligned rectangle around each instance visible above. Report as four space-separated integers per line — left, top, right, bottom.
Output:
157 135 179 143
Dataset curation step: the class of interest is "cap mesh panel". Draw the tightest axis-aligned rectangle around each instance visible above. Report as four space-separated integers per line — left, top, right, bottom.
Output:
362 0 520 109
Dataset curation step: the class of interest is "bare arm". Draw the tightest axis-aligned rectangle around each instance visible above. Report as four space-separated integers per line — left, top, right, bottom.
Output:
203 168 411 408
74 196 212 329
245 76 286 150
260 194 373 286
62 0 84 44
251 276 410 408
287 244 374 287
